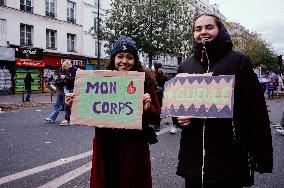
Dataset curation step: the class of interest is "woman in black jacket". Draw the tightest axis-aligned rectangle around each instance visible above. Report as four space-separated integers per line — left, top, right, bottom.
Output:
24 73 34 101
176 14 273 188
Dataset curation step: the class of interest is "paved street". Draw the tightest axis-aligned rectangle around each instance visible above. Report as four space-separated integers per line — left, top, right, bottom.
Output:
0 94 284 188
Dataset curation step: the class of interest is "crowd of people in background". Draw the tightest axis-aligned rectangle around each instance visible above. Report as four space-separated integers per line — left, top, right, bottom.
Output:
258 74 284 99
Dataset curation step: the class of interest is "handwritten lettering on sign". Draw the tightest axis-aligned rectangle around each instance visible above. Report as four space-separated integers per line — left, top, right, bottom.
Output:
161 74 235 118
71 70 145 129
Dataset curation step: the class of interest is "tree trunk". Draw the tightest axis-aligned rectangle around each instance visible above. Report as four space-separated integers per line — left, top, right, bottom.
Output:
148 54 153 69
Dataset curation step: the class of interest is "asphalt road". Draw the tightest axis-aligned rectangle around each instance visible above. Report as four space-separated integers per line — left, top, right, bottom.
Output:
0 98 284 188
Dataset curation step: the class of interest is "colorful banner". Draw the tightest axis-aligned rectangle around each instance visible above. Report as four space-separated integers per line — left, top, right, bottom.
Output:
161 73 235 118
71 70 145 129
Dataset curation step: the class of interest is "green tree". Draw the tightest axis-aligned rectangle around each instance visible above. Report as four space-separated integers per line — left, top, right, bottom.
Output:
98 0 195 68
226 22 279 73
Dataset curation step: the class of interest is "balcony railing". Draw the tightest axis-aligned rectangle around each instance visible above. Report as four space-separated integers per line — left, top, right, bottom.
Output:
46 45 57 50
67 17 76 24
20 42 33 47
20 4 33 13
45 11 56 18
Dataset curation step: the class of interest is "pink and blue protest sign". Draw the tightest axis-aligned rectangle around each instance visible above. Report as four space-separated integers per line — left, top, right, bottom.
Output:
161 73 235 118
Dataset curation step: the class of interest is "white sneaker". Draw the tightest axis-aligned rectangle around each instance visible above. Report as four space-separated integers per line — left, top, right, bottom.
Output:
276 128 284 135
44 117 55 123
170 127 177 134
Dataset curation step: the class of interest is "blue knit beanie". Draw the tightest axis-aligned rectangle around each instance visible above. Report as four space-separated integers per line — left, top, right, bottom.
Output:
110 36 138 60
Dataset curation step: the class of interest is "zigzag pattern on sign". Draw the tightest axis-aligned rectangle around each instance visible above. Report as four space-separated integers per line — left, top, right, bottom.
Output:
161 104 233 118
164 76 234 88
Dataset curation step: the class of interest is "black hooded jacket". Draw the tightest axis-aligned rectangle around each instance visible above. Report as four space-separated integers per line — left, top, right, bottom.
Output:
176 21 273 186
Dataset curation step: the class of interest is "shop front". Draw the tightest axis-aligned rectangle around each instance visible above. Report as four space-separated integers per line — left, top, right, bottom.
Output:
15 59 43 93
43 54 87 92
90 59 108 70
0 47 15 95
15 47 43 93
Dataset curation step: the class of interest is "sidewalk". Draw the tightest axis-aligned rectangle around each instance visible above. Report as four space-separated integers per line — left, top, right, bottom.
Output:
0 92 55 105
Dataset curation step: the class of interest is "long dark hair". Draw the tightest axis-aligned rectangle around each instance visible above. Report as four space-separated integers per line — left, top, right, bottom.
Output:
26 72 32 78
193 13 222 30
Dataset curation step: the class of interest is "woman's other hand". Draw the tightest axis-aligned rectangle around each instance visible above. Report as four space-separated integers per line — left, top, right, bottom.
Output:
143 93 151 111
65 93 76 108
177 116 193 127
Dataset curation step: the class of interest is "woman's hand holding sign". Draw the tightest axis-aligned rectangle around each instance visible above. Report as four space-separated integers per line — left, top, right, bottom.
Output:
143 93 151 111
177 116 193 127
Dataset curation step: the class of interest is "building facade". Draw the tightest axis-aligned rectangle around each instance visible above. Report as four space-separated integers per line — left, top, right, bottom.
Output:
0 0 107 94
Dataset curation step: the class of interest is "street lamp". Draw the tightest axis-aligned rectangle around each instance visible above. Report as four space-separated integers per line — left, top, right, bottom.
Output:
96 0 100 70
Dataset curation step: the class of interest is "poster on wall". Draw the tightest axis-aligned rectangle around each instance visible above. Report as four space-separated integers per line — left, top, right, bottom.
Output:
0 68 13 95
14 67 41 92
43 68 58 93
161 73 235 118
71 70 145 129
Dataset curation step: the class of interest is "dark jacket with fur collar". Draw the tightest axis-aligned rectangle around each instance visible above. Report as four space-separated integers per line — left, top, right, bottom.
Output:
176 22 272 186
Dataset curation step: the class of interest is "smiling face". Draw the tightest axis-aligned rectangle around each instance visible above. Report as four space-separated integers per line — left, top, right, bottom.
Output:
193 15 219 44
114 52 135 71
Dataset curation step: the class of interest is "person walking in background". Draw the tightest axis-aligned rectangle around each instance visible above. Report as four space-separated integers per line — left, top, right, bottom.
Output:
175 14 272 188
153 61 169 132
24 73 34 102
65 36 160 188
153 61 178 134
59 60 77 126
266 77 275 99
44 61 68 123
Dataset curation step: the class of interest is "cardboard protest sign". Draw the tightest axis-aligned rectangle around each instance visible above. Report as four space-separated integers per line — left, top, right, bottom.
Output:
161 74 235 118
71 70 145 129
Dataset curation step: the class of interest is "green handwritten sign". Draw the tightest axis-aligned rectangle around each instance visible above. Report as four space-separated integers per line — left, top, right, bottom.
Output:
71 70 145 129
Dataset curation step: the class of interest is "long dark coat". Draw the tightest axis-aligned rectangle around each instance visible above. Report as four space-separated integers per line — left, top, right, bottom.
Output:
24 73 34 91
90 71 160 188
176 22 273 187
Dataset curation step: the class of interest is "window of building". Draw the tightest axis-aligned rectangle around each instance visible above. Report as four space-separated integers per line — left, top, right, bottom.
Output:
20 24 33 46
46 29 56 49
45 0 56 18
20 0 33 13
0 19 6 46
67 33 76 52
0 0 6 6
67 1 76 23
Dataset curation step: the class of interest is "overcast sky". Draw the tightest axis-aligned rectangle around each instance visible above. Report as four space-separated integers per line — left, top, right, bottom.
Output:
209 0 284 55
101 0 283 55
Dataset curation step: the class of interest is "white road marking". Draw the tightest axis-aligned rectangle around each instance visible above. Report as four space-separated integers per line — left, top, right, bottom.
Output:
0 126 174 186
38 162 92 188
0 151 92 185
156 126 176 135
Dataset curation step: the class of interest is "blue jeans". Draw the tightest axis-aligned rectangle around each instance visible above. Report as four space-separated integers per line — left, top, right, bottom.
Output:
64 89 73 122
26 90 31 100
50 92 65 121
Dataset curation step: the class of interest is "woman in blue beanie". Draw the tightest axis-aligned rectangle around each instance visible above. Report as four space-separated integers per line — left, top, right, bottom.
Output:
65 36 160 188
